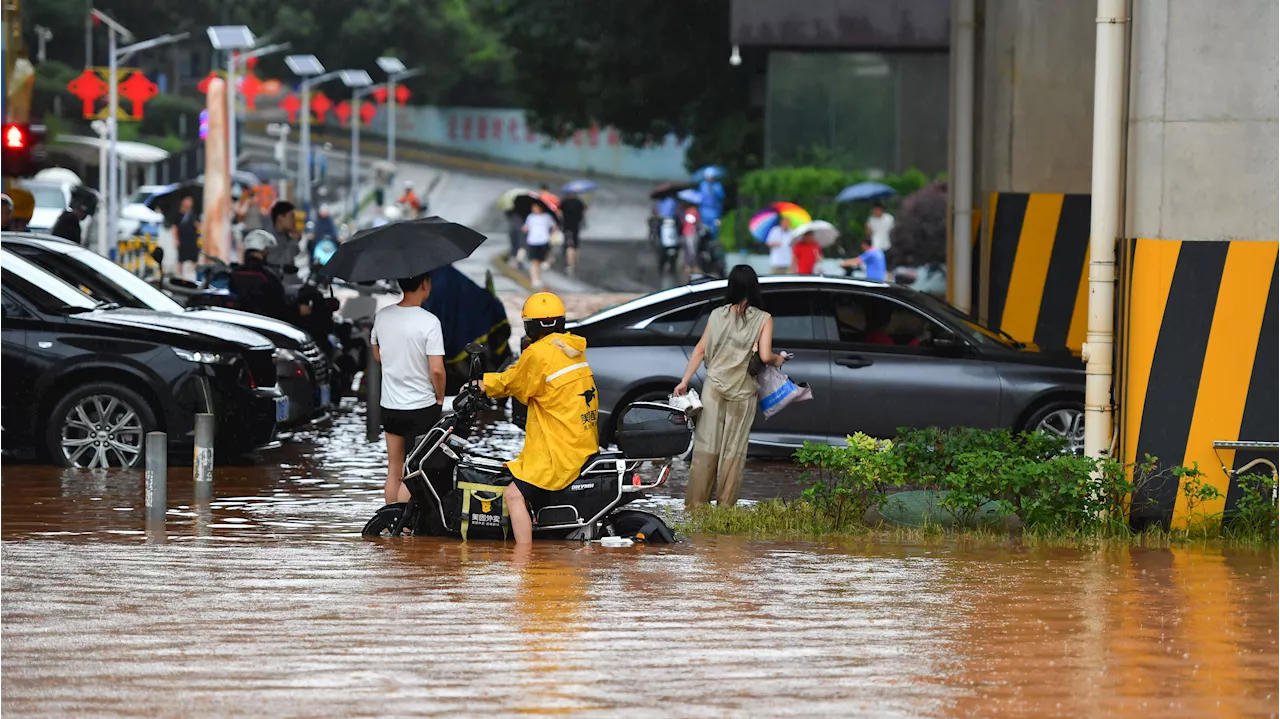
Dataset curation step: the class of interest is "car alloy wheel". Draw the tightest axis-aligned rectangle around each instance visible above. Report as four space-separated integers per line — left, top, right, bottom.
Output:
60 394 146 468
1034 407 1085 455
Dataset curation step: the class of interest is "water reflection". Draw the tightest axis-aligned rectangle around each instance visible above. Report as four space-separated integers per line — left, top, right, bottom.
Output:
2 403 1276 717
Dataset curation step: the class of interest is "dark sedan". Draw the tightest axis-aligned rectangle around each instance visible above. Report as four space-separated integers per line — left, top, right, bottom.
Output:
2 232 331 427
2 249 284 467
570 276 1086 455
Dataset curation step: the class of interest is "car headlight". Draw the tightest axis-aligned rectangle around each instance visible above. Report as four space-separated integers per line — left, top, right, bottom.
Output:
273 348 299 362
173 347 231 364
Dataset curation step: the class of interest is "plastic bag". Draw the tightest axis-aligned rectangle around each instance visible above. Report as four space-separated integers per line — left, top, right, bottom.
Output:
668 388 703 416
550 229 565 247
756 366 813 419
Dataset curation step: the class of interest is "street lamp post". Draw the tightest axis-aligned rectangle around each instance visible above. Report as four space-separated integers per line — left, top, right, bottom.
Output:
287 56 371 216
350 82 379 218
208 28 290 190
92 10 187 258
375 58 422 167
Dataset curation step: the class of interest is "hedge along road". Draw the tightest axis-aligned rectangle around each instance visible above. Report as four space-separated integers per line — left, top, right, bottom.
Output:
2 401 1276 717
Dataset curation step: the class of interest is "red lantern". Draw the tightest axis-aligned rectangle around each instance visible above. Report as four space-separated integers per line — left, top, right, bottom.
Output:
67 68 108 118
119 71 159 119
359 101 377 126
279 93 302 123
372 86 388 104
310 91 333 122
239 73 263 111
334 100 352 127
394 84 411 105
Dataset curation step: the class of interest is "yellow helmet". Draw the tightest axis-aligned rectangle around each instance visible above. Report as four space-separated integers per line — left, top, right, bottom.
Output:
522 292 566 320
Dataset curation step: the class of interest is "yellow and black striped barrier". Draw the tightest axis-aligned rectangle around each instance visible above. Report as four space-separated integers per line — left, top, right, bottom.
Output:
115 234 161 279
1120 238 1278 528
981 192 1091 351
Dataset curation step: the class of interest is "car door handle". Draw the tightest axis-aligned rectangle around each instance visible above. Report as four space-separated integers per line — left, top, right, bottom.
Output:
835 355 873 369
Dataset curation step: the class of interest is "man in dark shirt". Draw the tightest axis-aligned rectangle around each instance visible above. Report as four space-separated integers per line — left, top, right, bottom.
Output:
266 201 301 269
51 204 88 246
559 191 586 275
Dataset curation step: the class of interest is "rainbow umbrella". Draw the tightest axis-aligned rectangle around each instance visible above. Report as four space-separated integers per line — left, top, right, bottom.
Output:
748 202 812 242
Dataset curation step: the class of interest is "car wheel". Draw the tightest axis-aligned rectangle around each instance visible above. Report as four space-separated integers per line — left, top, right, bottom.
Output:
1024 400 1085 455
45 383 158 469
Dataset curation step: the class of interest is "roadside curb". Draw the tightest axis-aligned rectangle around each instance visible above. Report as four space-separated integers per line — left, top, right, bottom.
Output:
492 252 534 291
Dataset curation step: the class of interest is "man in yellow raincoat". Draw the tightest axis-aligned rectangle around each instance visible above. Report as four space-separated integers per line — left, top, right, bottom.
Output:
478 292 599 544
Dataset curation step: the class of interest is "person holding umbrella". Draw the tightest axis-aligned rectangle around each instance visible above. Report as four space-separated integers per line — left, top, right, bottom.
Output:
371 270 447 505
697 168 726 241
323 217 487 505
559 190 586 276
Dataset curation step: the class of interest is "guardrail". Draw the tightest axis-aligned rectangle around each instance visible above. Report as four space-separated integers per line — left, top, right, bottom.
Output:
115 234 161 279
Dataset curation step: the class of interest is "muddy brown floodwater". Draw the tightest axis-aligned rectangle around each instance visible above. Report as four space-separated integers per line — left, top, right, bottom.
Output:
3 402 1277 718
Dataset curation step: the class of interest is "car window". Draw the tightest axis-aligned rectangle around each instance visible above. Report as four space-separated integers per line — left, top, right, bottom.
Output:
646 303 707 338
2 289 33 319
825 292 946 348
21 184 65 210
64 248 182 312
0 250 98 311
761 290 821 343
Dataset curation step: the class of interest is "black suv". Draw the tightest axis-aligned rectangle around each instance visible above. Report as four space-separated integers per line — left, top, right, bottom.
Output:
2 249 284 467
1 232 331 427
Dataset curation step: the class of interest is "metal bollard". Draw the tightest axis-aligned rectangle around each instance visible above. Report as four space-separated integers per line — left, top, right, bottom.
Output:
365 347 382 443
144 431 167 523
193 413 215 500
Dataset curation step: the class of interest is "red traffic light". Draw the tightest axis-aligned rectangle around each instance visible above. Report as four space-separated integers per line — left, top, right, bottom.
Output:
4 124 27 149
2 123 46 177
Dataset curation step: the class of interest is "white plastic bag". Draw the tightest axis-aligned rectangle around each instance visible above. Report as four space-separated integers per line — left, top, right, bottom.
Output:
756 366 813 419
668 388 703 416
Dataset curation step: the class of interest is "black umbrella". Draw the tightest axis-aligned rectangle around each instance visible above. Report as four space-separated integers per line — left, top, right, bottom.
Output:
324 216 487 283
511 192 560 220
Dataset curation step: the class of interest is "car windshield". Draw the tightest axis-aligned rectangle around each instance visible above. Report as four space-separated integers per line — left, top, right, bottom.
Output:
0 249 100 310
911 292 1017 348
126 189 153 204
66 247 184 313
23 185 65 210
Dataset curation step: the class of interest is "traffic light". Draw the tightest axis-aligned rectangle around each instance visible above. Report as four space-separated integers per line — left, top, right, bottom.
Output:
1 123 46 177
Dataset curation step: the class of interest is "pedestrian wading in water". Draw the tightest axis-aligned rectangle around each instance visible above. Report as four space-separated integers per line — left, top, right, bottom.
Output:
674 265 788 507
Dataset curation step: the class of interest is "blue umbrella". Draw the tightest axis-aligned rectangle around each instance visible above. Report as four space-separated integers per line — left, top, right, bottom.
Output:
692 165 727 181
676 188 703 205
561 179 597 194
835 182 897 204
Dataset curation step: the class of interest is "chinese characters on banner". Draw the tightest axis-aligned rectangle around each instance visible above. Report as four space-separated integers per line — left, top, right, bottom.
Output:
444 112 627 149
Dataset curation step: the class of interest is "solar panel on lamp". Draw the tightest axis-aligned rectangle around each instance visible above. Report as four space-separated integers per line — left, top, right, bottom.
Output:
285 54 325 76
339 70 373 88
207 25 255 50
376 57 406 74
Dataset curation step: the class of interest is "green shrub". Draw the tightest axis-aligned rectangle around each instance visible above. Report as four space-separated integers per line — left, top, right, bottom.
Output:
794 433 906 530
1226 473 1279 539
139 94 204 140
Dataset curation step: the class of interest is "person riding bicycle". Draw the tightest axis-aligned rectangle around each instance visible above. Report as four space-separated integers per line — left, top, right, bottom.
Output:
475 292 599 545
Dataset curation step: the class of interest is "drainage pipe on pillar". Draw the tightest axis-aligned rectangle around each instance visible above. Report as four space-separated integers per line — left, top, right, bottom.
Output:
1083 0 1128 461
949 0 976 314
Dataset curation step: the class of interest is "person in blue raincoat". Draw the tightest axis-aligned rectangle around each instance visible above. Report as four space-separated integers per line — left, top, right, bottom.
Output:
697 169 726 240
422 265 513 393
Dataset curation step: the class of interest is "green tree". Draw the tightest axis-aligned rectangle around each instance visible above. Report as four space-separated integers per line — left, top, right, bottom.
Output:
486 0 760 174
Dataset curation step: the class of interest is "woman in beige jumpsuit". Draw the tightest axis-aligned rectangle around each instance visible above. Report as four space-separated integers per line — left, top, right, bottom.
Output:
674 265 788 507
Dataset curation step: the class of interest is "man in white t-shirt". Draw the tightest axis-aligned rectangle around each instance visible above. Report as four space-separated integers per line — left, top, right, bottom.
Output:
371 270 447 504
522 203 558 289
866 203 895 254
765 217 793 273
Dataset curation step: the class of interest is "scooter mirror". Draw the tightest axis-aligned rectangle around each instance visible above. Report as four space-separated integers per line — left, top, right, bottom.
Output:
464 342 485 355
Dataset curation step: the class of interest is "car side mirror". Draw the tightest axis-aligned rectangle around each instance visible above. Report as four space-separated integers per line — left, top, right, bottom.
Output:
928 333 965 353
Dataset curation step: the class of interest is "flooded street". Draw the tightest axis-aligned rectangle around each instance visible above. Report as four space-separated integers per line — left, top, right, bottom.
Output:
3 403 1277 718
